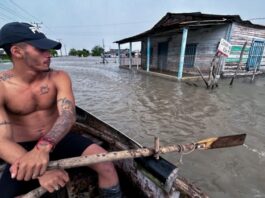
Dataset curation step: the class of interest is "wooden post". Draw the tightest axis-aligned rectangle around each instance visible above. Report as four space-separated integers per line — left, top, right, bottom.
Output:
208 52 221 89
118 44 121 66
230 41 247 85
154 137 160 160
251 66 258 82
178 27 188 80
196 66 209 88
146 37 150 72
129 42 132 69
136 53 139 70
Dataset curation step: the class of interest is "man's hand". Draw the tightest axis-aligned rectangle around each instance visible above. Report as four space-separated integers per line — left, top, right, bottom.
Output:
9 144 51 181
38 169 69 193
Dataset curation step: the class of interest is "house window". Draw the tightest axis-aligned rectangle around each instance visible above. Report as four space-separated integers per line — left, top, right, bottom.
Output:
184 44 197 67
246 39 265 71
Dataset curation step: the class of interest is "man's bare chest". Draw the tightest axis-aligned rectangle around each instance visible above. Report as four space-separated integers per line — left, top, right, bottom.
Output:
4 82 57 115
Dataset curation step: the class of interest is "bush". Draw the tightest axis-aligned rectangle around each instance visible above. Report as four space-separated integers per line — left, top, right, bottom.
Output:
69 48 90 57
91 45 104 56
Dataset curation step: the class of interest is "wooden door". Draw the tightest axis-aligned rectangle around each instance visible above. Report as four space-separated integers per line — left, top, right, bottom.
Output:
157 41 168 71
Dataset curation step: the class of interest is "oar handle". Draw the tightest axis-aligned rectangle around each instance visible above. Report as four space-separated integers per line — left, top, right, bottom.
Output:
18 187 46 198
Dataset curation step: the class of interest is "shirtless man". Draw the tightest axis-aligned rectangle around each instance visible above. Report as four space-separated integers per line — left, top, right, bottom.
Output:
0 22 121 198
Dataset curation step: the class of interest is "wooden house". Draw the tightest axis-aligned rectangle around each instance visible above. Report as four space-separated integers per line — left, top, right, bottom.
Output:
115 12 265 78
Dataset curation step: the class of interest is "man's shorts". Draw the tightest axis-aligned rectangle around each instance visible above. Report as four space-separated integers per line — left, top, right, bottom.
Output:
0 132 94 197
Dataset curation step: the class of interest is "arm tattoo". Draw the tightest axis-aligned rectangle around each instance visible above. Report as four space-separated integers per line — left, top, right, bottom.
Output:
58 98 75 113
41 97 76 145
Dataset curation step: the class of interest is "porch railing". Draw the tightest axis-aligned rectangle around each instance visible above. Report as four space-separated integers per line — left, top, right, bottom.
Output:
120 57 141 67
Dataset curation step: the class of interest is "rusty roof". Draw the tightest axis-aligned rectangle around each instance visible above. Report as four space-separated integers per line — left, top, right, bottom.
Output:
115 12 265 44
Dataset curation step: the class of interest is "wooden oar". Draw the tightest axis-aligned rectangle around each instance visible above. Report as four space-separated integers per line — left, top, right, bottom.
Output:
20 133 246 198
251 66 258 82
196 66 209 88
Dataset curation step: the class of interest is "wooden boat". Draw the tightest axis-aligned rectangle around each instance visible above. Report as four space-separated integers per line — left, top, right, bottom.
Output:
41 106 206 198
1 106 234 198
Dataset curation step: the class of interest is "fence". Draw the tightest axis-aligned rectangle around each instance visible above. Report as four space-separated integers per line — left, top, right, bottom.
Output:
120 57 141 67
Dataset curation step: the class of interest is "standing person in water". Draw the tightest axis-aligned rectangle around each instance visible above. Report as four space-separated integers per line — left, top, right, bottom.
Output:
0 22 121 198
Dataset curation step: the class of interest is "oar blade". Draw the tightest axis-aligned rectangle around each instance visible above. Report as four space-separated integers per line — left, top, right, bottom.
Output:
196 134 246 150
210 133 246 149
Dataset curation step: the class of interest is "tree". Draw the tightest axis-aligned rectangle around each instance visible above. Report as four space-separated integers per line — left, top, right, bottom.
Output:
69 48 77 56
69 48 90 57
50 49 58 57
82 49 90 57
91 45 104 56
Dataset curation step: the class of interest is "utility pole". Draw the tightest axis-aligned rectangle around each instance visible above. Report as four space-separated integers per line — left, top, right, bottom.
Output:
57 39 63 56
102 39 105 64
64 44 67 56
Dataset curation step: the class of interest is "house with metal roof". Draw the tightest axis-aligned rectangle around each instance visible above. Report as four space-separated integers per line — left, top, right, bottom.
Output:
115 12 265 79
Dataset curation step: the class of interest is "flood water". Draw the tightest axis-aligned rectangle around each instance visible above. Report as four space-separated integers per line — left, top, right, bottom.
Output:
1 57 265 198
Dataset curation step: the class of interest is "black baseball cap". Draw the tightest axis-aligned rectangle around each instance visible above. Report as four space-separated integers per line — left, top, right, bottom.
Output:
0 22 61 50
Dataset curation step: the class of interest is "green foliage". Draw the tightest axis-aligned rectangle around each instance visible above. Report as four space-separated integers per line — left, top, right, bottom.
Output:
82 49 90 57
50 49 58 57
91 45 104 56
0 54 9 60
69 48 77 56
69 48 90 57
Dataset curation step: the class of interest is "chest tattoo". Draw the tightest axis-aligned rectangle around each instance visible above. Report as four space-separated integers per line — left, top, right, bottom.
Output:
40 84 49 95
0 72 15 82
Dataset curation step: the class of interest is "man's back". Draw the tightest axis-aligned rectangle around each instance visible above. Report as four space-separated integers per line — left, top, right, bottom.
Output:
0 69 60 142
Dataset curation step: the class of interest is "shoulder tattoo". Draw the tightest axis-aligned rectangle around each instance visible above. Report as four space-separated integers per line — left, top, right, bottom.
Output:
0 71 15 82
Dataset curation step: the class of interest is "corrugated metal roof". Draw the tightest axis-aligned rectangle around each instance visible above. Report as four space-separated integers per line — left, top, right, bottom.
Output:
115 12 265 44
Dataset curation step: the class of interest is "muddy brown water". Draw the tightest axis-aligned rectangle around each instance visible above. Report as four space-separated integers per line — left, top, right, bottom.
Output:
1 57 265 198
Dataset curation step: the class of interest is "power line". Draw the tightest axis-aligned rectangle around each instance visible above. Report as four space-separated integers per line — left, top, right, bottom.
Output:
0 12 15 21
248 17 265 21
0 15 9 22
3 0 58 37
47 20 156 28
9 0 38 22
0 6 24 21
0 2 30 21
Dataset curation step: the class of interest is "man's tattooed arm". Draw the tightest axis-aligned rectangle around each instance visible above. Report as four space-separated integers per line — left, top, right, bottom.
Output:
38 97 76 147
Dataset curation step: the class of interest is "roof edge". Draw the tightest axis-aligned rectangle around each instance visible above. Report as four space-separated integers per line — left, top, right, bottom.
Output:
114 12 265 44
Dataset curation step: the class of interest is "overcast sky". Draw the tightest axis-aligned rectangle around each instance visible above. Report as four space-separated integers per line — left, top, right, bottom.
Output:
0 0 264 53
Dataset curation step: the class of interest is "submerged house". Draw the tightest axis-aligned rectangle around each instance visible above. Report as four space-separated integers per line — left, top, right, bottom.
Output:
115 12 265 78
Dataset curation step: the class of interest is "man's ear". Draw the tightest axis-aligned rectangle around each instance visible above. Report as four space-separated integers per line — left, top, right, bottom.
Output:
10 45 24 59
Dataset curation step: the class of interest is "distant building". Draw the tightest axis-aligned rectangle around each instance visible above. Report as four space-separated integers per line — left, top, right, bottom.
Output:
104 48 140 58
115 12 265 77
